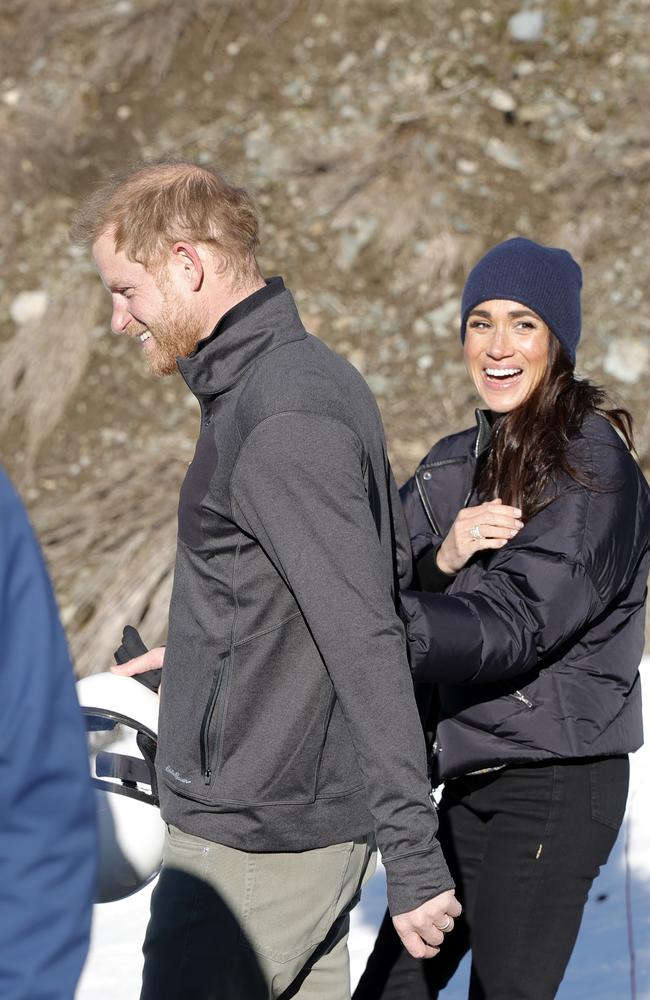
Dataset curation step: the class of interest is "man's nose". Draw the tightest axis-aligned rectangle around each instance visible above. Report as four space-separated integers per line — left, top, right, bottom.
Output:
111 298 131 335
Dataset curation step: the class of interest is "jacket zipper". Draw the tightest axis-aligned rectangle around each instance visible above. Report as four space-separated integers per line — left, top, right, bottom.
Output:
199 655 228 784
415 458 469 536
510 690 534 708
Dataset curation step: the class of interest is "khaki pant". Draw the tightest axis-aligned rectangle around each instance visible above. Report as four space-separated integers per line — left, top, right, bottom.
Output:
140 824 377 1000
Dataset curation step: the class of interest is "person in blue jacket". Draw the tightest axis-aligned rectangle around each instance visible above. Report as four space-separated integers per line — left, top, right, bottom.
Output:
0 467 97 999
354 238 650 999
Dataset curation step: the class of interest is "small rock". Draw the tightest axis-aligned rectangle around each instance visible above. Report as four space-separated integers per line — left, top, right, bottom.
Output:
427 299 459 338
116 105 131 121
575 17 598 47
486 137 523 170
417 354 434 371
10 290 49 325
337 53 358 75
244 123 291 177
512 59 536 77
336 217 378 271
508 9 545 43
340 104 360 120
488 88 517 113
365 373 390 396
457 158 478 175
281 78 314 103
603 338 650 384
519 102 553 123
2 88 20 107
101 427 129 445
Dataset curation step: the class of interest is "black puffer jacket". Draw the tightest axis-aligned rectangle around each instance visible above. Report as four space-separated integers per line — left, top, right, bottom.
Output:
400 410 649 783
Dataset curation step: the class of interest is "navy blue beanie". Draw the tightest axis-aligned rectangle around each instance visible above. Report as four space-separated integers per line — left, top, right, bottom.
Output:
460 237 583 364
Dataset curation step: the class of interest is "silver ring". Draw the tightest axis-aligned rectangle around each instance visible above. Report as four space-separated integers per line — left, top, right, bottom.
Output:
441 916 452 932
469 524 482 541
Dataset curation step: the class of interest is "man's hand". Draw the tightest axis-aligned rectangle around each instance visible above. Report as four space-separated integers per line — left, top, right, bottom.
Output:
111 646 165 676
392 890 462 958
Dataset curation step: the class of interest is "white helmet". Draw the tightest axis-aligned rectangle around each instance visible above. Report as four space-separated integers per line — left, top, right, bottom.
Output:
77 671 165 903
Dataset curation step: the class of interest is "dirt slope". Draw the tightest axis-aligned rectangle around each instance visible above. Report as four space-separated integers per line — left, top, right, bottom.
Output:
1 0 648 669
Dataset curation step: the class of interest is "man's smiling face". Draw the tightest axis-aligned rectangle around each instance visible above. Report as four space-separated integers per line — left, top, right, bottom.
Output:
92 231 206 376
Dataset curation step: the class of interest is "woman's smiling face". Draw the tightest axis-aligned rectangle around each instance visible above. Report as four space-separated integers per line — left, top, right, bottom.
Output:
463 299 551 413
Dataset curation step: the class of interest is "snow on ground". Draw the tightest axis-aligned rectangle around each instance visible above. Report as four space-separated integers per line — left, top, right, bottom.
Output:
77 659 650 999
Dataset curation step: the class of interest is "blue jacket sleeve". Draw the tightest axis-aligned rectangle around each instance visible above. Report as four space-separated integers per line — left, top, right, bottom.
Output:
0 470 97 1000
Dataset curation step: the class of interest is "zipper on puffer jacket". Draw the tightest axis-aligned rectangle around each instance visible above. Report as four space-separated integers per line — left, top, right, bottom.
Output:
415 458 467 536
199 653 229 784
509 690 534 708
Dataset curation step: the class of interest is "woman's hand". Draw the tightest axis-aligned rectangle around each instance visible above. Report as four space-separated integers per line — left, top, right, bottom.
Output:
436 499 523 575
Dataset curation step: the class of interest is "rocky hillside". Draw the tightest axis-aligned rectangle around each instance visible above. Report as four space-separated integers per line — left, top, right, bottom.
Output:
1 0 649 671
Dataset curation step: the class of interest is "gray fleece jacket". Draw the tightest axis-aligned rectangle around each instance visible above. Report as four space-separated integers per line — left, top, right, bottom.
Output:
156 277 452 914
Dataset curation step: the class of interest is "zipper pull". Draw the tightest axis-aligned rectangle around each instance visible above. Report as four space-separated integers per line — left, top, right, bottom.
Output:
512 690 533 708
204 769 211 785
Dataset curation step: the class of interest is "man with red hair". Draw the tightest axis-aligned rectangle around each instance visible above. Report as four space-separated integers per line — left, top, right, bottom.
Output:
74 161 460 1000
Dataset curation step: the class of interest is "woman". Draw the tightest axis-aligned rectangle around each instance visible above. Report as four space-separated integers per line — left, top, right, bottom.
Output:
354 237 650 1000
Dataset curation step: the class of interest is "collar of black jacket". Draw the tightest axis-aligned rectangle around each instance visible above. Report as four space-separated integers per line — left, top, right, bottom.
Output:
474 408 493 458
176 277 307 397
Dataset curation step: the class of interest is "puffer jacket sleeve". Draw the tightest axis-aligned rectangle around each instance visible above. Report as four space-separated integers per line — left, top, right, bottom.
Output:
402 433 649 685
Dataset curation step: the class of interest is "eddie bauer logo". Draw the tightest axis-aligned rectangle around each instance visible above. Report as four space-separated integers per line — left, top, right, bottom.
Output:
165 764 192 784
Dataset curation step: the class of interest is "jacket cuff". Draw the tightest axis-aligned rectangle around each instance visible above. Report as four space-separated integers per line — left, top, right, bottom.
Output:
416 545 457 593
400 589 483 684
383 842 455 916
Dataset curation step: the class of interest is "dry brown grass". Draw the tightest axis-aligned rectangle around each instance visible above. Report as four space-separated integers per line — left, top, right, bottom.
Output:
0 0 318 673
3 0 310 83
1 0 648 663
34 445 188 676
0 284 103 474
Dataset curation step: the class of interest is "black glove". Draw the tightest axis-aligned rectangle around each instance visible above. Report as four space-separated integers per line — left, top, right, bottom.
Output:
114 625 162 693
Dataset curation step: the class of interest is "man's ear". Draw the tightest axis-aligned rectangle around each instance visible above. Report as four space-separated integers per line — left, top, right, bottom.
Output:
171 242 204 292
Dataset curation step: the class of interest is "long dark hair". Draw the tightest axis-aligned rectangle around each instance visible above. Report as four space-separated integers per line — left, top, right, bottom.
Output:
476 336 635 518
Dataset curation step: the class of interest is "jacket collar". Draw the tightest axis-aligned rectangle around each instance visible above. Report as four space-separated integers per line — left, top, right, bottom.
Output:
474 408 493 458
177 277 307 398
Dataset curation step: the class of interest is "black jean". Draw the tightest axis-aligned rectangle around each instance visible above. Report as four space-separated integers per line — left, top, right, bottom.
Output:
353 756 629 1000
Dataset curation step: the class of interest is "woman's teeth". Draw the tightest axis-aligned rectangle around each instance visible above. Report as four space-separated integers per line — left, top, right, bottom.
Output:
485 367 522 379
